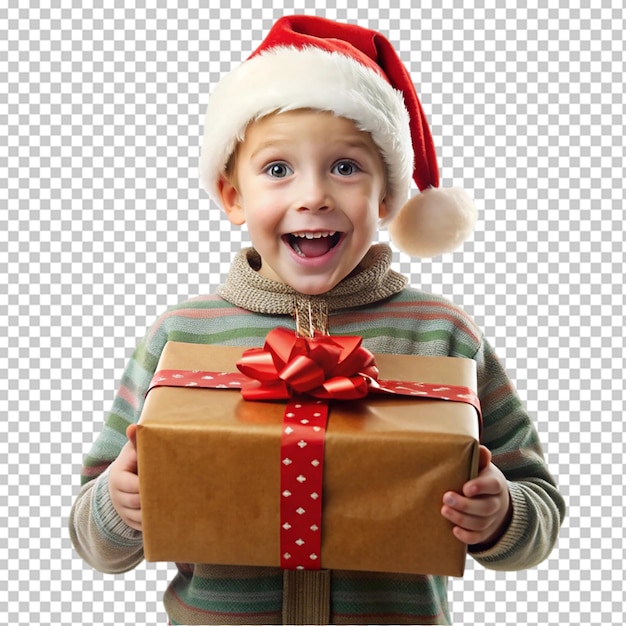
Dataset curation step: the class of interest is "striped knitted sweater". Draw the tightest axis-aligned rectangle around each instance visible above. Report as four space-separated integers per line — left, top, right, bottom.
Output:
69 245 565 625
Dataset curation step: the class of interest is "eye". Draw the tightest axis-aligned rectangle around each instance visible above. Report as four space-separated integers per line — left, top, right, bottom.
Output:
332 160 360 176
264 162 292 178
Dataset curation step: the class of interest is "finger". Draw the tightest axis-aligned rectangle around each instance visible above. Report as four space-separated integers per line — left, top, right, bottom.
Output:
126 423 138 449
462 474 502 498
109 474 142 531
477 445 491 471
452 525 491 546
118 438 138 474
118 506 142 531
114 470 141 499
442 503 497 530
442 495 500 522
115 488 142 511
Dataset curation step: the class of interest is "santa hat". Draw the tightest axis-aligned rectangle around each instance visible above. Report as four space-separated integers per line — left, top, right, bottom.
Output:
200 15 476 257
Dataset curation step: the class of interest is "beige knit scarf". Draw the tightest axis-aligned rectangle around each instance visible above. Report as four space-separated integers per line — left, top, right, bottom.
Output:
218 244 407 336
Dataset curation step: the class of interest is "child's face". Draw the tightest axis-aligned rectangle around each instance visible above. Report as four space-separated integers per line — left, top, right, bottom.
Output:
218 110 388 295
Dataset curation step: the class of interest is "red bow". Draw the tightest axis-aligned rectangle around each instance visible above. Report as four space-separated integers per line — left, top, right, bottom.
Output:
236 327 379 401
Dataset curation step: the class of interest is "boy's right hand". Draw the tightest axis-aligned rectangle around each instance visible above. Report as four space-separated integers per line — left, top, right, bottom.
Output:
108 424 142 532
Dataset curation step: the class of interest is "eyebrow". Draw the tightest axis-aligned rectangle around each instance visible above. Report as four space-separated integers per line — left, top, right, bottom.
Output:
248 136 376 161
248 139 288 161
334 137 377 152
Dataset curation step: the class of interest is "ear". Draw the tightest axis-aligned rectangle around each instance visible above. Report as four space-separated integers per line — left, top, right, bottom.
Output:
217 175 246 226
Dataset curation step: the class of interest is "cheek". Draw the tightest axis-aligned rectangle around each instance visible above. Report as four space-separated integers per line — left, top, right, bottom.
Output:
242 202 281 236
358 195 384 228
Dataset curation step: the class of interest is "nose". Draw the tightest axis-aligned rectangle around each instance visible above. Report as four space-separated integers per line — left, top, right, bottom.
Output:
295 171 333 212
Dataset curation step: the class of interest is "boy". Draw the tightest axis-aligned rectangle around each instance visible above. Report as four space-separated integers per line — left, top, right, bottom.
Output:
69 15 565 625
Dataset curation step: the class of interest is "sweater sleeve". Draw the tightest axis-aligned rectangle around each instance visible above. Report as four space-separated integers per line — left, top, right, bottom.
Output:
68 469 144 574
69 325 164 573
468 336 566 571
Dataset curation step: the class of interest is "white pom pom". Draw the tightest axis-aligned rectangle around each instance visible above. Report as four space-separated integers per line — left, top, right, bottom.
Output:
387 187 477 257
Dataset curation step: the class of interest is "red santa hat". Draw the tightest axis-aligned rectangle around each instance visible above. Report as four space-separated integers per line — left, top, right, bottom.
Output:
200 15 476 257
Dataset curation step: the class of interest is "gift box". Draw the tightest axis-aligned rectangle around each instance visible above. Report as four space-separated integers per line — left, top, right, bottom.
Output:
137 337 480 577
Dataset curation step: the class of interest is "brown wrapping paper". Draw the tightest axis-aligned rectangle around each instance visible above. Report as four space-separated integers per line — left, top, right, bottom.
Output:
137 341 480 576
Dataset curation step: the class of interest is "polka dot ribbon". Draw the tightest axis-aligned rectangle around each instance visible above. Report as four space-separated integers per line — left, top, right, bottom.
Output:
279 399 328 569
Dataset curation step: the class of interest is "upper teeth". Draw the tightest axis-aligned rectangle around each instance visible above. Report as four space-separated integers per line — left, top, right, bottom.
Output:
291 231 336 239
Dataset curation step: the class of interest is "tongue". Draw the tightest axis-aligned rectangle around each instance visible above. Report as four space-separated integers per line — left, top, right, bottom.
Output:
294 236 334 258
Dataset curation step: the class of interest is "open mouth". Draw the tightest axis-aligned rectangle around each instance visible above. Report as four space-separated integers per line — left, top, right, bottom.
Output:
284 231 342 258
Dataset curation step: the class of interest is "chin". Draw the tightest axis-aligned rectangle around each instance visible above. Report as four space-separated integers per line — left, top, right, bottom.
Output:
290 283 335 296
285 276 341 296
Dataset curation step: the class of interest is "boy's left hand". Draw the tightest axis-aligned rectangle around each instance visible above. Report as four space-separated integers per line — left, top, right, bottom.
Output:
441 446 513 549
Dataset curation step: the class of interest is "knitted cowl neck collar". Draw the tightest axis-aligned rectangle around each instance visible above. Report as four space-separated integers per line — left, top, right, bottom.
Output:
218 244 407 334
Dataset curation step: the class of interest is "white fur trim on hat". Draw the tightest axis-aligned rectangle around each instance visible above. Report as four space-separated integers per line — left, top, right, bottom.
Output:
200 46 413 219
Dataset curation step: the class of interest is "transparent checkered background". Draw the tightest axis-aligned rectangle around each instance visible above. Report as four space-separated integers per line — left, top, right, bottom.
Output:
1 2 623 625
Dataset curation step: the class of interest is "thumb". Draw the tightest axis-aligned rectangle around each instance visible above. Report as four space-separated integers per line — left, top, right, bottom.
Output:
126 423 138 450
478 445 492 471
123 423 138 472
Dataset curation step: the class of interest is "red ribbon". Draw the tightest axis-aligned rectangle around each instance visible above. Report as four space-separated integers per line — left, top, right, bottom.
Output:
279 399 328 569
147 328 482 571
